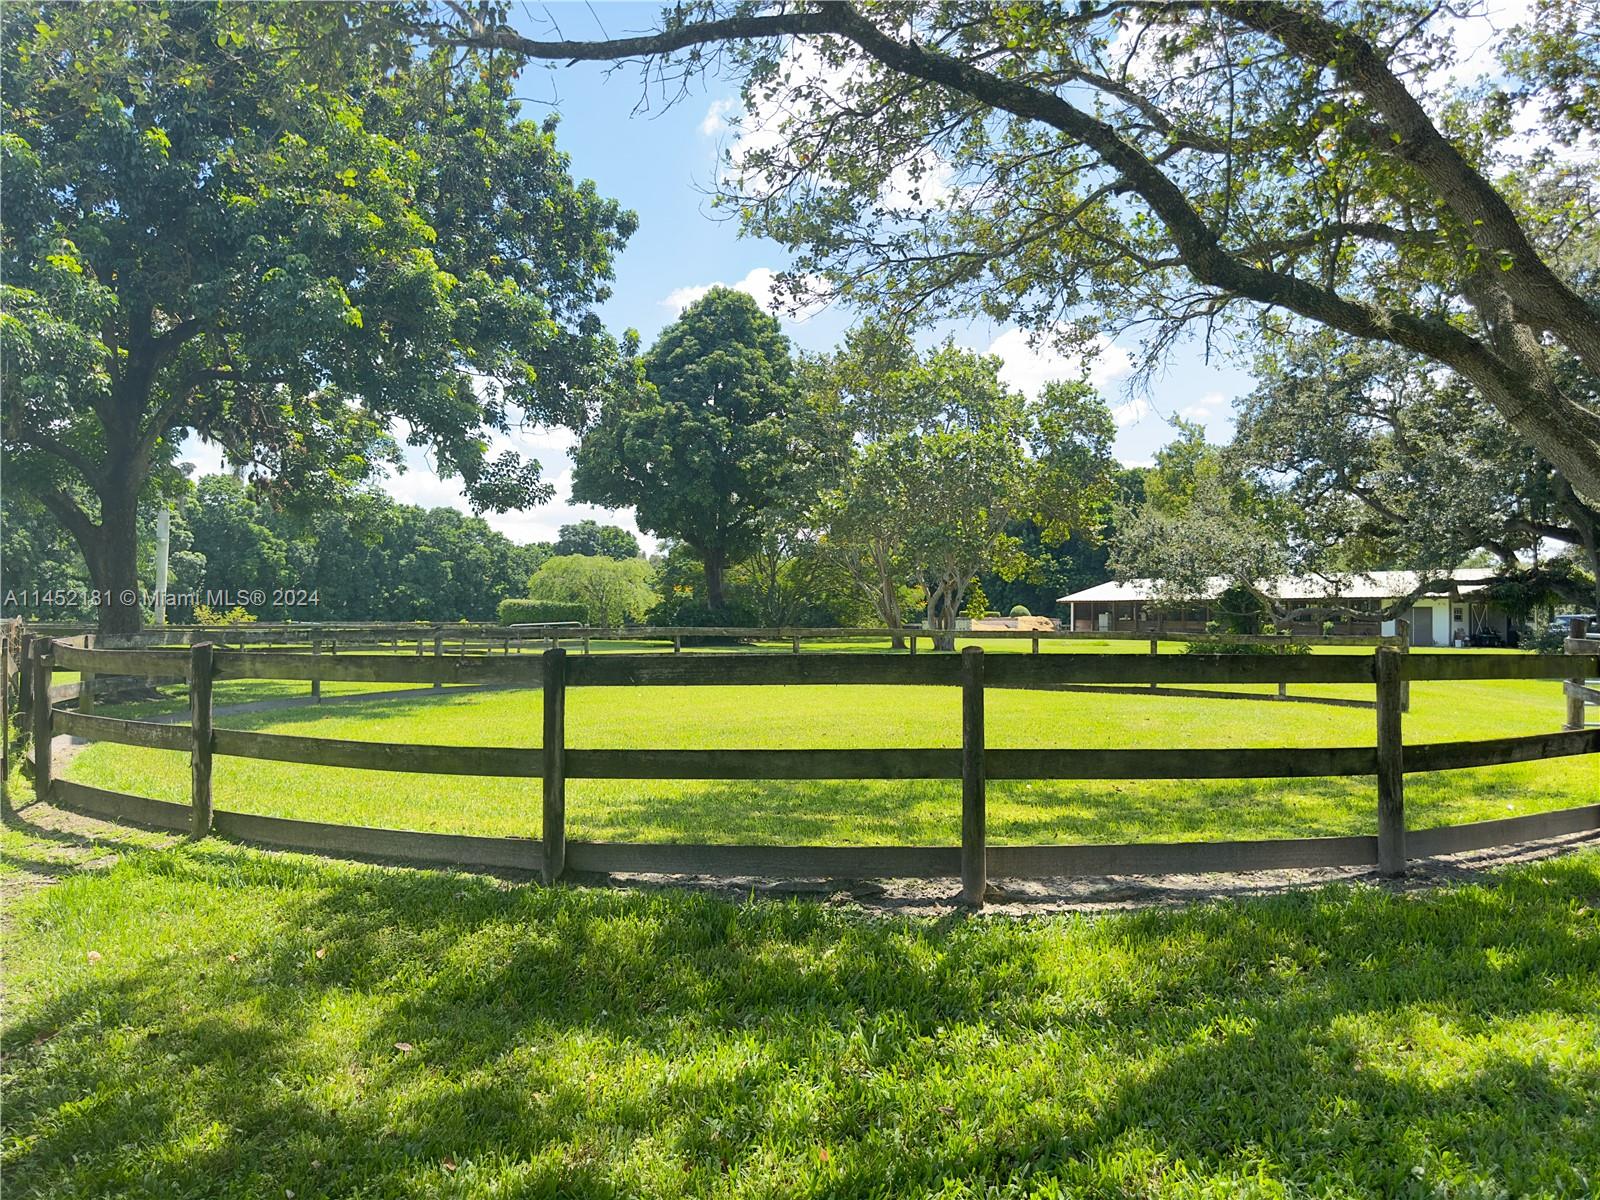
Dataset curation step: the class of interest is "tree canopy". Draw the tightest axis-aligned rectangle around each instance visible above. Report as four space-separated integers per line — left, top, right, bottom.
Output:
570 287 802 612
812 331 1117 645
2 474 551 624
553 520 642 561
445 0 1600 506
2 3 634 631
1233 336 1600 610
527 553 655 628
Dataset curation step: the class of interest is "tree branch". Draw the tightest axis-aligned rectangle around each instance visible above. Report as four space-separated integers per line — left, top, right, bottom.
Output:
1225 0 1600 374
444 1 1600 499
16 426 103 490
37 489 100 555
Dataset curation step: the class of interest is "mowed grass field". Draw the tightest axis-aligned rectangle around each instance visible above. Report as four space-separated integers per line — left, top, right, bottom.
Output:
62 642 1594 846
3 817 1597 1199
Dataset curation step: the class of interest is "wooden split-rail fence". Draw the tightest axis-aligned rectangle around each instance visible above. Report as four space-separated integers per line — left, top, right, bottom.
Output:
23 621 1412 711
13 631 1600 906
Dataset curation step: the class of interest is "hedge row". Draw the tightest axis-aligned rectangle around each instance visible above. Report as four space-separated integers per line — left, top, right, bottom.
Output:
495 599 588 625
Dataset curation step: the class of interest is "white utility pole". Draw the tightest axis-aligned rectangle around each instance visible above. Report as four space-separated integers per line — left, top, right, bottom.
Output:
153 504 171 626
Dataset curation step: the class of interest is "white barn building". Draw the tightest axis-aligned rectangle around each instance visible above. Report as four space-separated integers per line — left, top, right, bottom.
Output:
1057 569 1517 646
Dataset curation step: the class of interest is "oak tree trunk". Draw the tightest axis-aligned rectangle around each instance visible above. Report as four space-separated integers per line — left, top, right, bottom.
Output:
704 548 728 615
80 487 144 636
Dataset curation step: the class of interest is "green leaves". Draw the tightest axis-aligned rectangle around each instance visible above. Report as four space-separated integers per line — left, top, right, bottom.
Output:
3 2 636 627
572 288 801 609
812 330 1117 633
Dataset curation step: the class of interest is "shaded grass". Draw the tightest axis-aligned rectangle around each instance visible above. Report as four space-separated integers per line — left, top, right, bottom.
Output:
3 833 1597 1198
64 672 1594 845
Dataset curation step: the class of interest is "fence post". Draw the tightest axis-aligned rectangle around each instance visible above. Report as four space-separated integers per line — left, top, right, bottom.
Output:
542 646 567 885
80 633 95 713
433 630 444 691
1375 646 1406 876
1396 620 1411 713
17 633 33 723
30 640 53 802
673 634 682 654
189 642 215 838
960 645 987 907
1 629 9 807
1149 634 1158 690
1567 617 1590 730
908 632 917 655
792 635 801 655
310 628 322 703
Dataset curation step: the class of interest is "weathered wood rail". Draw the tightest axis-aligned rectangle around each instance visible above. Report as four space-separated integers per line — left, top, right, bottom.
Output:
26 619 1401 649
29 620 1408 711
22 638 1600 906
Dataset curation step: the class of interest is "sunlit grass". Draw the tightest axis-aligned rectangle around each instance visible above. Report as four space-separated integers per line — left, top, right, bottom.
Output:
3 831 1597 1198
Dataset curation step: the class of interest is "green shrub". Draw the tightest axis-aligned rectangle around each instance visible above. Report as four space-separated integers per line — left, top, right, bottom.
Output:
1529 626 1567 654
496 599 588 626
1183 636 1310 657
1322 619 1336 636
193 603 257 626
1009 605 1031 617
645 596 760 628
964 581 989 620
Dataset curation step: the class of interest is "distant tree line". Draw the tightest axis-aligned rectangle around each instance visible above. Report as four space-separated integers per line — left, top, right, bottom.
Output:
1 476 645 625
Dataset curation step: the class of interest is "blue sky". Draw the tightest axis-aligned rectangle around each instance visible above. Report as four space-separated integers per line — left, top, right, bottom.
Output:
186 2 1257 548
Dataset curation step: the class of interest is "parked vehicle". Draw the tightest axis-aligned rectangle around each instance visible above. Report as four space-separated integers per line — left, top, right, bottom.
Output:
1547 613 1597 637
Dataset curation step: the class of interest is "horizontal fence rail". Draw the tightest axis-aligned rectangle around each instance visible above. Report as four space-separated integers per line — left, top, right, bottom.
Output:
47 642 1600 687
25 637 1600 906
25 620 1405 646
50 713 1600 784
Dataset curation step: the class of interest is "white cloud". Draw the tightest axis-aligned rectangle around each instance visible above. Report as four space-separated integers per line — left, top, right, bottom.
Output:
1442 0 1533 82
381 448 654 552
661 266 828 321
700 97 738 137
986 327 1135 398
879 147 954 211
1178 391 1227 422
179 410 648 554
1110 397 1152 428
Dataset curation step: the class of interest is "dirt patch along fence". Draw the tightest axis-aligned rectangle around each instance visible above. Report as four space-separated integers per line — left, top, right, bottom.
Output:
22 639 1600 907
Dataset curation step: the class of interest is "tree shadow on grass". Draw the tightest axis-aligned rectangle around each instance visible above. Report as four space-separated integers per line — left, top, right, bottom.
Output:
4 843 1597 1198
561 763 1584 848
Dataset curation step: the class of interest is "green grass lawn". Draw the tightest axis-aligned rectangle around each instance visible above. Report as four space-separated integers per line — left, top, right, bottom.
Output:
64 664 1594 845
3 820 1597 1199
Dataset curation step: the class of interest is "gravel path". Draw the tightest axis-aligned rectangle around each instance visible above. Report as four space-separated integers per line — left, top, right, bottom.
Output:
599 830 1600 917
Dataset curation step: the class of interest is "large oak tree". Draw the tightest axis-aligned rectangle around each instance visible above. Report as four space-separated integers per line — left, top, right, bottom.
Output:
445 0 1600 502
2 3 634 632
1234 335 1600 610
